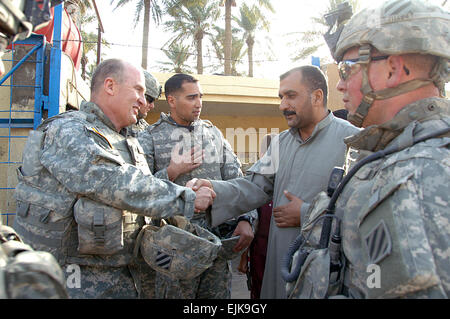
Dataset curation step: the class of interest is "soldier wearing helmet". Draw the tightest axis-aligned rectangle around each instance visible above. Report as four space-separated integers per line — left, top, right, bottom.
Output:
285 0 449 299
129 70 162 133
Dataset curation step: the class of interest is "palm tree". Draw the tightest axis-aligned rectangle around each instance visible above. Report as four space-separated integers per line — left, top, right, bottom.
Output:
288 0 360 63
209 26 246 76
65 1 109 80
234 3 273 77
164 0 220 74
221 0 273 75
110 0 169 69
158 42 193 73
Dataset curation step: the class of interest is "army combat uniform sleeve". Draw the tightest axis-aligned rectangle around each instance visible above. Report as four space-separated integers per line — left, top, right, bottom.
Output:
339 137 450 299
40 118 195 219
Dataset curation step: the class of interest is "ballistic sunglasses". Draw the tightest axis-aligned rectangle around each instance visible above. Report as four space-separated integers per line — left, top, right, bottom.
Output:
338 55 389 81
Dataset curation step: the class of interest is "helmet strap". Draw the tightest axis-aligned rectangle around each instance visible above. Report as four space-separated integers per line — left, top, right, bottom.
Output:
347 45 436 127
347 45 373 127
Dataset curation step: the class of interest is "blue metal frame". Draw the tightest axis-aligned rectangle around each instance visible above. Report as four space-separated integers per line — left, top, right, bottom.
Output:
0 4 64 225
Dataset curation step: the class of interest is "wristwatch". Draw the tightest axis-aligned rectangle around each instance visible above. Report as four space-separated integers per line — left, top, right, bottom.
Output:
237 215 254 226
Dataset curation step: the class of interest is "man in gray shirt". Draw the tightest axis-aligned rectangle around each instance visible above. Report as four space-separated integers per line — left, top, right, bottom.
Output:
188 65 360 298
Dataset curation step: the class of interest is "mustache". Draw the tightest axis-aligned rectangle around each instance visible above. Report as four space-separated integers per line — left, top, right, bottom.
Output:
283 110 296 116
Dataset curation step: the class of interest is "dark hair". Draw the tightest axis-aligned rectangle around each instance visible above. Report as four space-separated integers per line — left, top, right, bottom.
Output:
164 73 198 98
280 65 328 107
90 59 126 95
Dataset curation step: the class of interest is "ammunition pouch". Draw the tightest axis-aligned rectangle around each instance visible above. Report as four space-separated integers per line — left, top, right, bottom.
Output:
287 248 344 299
283 191 343 298
74 197 124 255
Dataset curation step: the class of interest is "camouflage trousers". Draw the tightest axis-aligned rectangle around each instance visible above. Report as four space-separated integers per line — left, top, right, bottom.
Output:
130 255 157 299
155 257 232 299
65 264 138 299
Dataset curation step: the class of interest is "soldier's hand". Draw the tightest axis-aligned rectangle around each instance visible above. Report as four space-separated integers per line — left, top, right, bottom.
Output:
167 144 203 181
186 178 213 190
273 190 303 228
194 186 216 213
232 221 254 252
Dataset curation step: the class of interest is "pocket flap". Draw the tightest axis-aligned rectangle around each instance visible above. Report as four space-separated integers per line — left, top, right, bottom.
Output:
74 197 122 228
357 172 414 227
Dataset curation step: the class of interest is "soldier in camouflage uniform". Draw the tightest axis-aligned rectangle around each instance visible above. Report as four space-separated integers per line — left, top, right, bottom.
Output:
138 73 258 298
12 59 216 298
130 70 162 133
286 0 449 299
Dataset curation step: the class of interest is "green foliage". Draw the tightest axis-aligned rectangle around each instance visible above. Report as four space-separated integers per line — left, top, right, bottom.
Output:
288 0 360 62
208 26 246 75
158 42 193 73
233 0 275 77
163 0 221 73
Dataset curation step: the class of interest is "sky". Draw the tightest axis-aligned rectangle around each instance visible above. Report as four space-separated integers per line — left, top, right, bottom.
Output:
89 0 449 80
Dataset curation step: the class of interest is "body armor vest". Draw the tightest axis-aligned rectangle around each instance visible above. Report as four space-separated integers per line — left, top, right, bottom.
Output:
13 111 148 267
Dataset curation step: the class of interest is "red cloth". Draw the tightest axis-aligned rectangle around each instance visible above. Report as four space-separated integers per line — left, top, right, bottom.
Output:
34 7 83 70
249 201 272 299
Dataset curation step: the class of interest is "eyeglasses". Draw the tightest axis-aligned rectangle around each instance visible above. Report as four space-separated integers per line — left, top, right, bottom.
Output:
338 55 389 81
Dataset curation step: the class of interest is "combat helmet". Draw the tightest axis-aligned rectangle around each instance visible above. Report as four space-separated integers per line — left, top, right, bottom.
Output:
324 0 450 127
137 216 222 280
143 70 162 101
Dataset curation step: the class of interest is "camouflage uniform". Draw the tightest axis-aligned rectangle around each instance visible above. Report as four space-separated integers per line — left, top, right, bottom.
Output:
0 223 68 299
131 119 150 133
287 0 450 298
334 97 450 298
287 0 450 299
138 112 258 298
13 102 195 299
292 98 450 298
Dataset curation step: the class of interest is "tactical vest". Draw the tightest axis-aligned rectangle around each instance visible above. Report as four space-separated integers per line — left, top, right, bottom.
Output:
13 111 148 267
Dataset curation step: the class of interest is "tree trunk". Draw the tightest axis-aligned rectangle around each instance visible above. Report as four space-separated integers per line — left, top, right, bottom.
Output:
196 35 203 74
141 0 151 69
81 54 87 80
224 0 232 75
247 36 254 77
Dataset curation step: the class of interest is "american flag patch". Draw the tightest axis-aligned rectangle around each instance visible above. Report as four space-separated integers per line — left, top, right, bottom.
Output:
155 251 172 270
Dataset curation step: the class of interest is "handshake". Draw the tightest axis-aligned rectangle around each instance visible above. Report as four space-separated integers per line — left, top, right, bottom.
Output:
186 178 215 213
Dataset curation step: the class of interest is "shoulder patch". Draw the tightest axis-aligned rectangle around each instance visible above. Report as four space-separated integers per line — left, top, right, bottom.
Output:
364 219 392 265
86 127 113 149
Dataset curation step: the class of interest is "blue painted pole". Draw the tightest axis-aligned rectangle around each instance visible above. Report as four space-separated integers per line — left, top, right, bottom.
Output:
0 44 42 86
47 3 63 118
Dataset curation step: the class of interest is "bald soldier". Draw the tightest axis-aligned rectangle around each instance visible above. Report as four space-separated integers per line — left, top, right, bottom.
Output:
13 59 215 298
